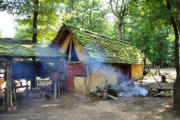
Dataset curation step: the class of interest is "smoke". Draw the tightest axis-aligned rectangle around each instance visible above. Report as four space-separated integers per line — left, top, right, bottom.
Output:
35 43 65 90
35 42 62 72
35 42 60 58
134 84 148 97
85 58 119 85
34 42 148 97
85 57 148 97
112 79 148 97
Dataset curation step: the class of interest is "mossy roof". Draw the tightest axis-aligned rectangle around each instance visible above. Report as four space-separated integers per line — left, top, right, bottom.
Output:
0 38 64 58
55 25 145 64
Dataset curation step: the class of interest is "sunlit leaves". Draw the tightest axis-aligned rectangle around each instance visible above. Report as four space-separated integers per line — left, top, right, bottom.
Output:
64 0 110 34
5 0 63 41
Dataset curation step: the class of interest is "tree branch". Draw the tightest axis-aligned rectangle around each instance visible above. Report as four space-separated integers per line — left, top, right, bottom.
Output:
176 0 180 31
115 0 120 16
109 0 119 17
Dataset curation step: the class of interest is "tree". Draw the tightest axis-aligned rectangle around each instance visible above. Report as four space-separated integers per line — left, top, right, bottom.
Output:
119 0 174 67
65 0 110 34
32 0 39 43
176 0 180 31
0 0 9 11
2 0 62 42
109 0 128 40
173 0 180 110
121 0 180 109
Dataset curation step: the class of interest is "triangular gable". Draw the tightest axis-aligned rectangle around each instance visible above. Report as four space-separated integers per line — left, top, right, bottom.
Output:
52 28 88 62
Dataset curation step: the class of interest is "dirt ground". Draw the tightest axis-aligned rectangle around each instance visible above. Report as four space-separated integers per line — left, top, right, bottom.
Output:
0 94 179 120
0 68 180 120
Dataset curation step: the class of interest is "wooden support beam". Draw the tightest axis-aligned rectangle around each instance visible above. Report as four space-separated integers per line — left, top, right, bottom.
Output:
54 79 57 100
62 61 65 93
59 34 72 54
86 65 90 96
68 40 72 62
5 58 17 111
5 59 12 109
72 36 88 62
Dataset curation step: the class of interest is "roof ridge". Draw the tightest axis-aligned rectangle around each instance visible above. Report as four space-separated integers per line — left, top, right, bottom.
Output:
63 24 132 45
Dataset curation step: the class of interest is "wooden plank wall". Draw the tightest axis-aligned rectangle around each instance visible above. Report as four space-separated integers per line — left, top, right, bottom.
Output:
59 34 71 54
72 36 88 62
0 80 4 89
74 76 86 96
89 71 106 92
131 64 143 81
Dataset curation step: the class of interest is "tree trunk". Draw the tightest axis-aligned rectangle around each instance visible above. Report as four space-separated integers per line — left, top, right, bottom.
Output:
166 0 180 110
176 0 180 31
174 0 180 110
32 0 39 43
31 0 39 87
118 18 123 41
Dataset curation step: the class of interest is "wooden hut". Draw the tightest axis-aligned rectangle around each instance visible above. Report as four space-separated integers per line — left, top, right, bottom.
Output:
0 38 65 111
51 25 145 96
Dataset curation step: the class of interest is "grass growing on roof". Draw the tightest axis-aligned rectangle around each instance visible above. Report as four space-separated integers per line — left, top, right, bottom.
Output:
65 25 145 64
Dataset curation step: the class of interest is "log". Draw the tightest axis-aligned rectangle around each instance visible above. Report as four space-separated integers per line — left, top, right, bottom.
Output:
107 89 118 97
96 92 103 97
89 91 97 97
107 94 118 100
96 87 118 100
102 92 108 100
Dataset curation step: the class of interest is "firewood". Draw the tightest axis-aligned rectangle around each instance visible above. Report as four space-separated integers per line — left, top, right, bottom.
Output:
96 92 103 97
107 94 117 100
96 86 117 100
107 89 118 97
102 92 108 100
89 91 96 97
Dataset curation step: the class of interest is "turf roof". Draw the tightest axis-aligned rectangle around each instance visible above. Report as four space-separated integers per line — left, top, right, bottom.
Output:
0 38 64 58
55 25 145 64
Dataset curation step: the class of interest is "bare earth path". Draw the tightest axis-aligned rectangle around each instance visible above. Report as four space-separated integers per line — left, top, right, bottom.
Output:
0 94 179 120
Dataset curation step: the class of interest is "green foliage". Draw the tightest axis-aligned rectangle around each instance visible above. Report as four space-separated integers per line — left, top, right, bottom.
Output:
64 0 110 34
14 26 32 40
119 0 176 66
3 0 63 41
0 0 9 11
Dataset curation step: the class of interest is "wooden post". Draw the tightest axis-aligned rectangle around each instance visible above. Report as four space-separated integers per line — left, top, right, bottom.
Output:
6 59 12 109
54 79 57 99
63 61 66 93
57 79 60 97
68 40 72 62
85 64 90 96
5 58 16 111
103 80 108 100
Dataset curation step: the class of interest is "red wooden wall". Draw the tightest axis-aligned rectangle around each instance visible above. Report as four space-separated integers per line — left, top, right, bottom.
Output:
65 63 86 93
65 63 132 93
112 64 132 79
